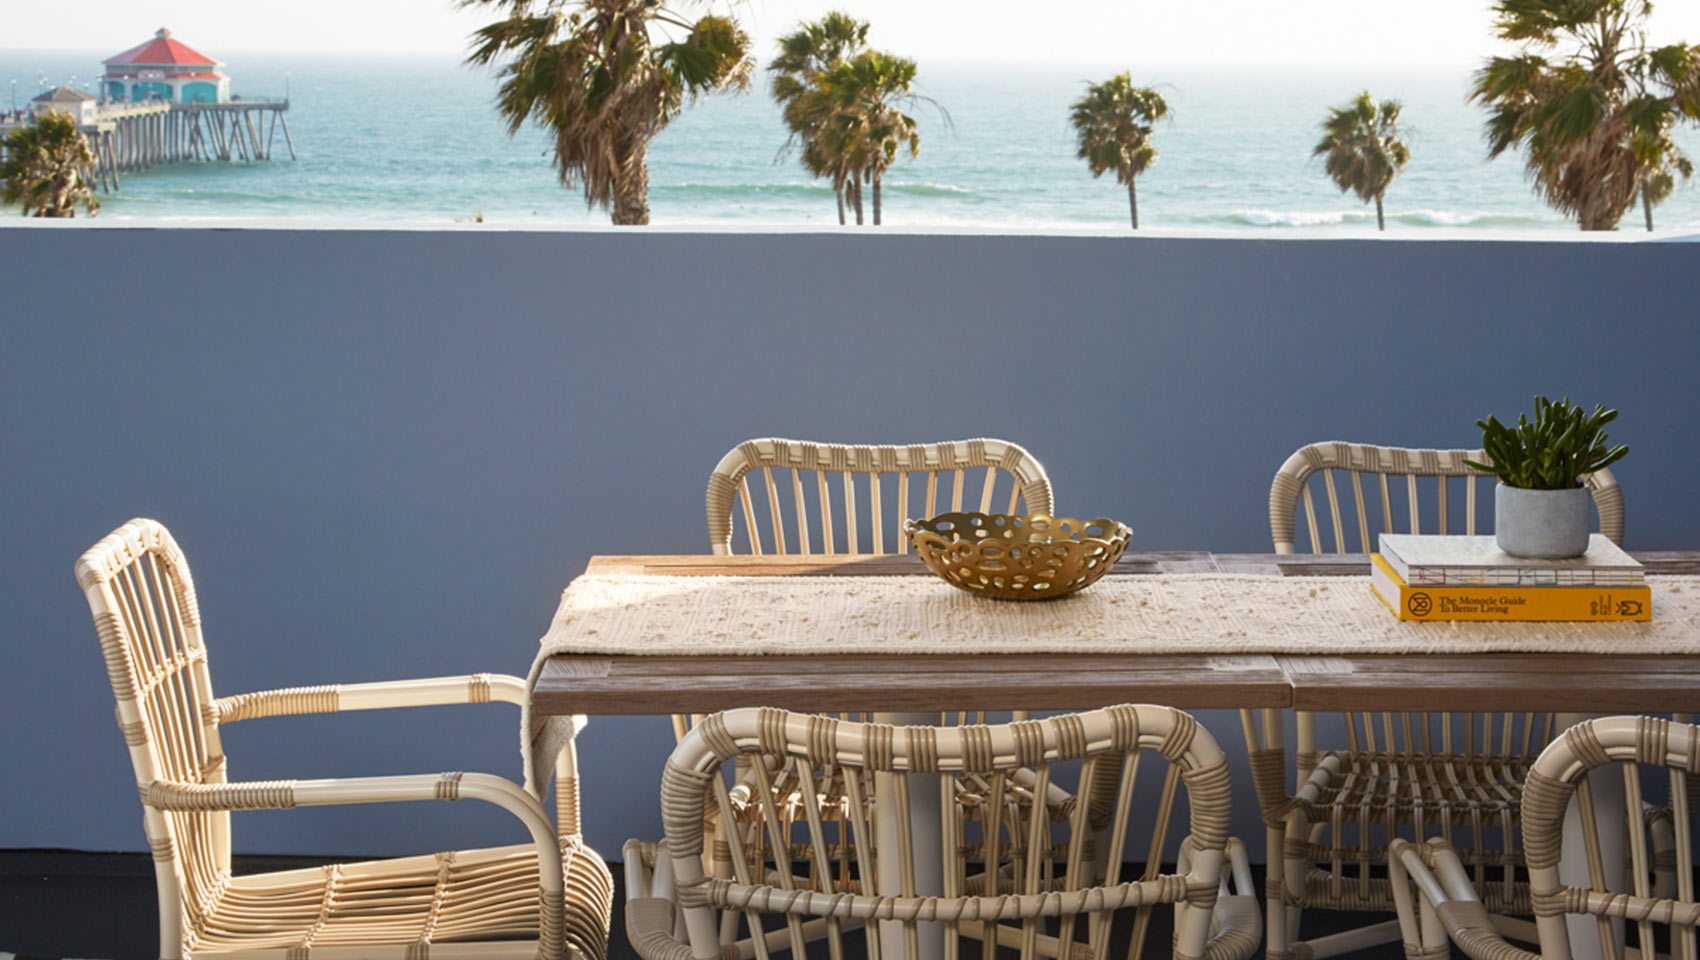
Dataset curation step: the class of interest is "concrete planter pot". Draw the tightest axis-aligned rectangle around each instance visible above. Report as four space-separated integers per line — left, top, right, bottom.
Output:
1495 483 1592 558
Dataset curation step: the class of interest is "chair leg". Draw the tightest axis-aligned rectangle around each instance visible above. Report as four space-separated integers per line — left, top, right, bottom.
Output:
1389 835 1427 960
556 744 613 960
1265 823 1292 960
1418 889 1450 960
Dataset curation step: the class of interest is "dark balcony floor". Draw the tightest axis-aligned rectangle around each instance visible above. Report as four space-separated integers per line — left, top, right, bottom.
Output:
1 850 1412 960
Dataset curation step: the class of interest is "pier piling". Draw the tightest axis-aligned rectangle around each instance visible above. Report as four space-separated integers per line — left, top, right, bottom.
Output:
1 97 294 195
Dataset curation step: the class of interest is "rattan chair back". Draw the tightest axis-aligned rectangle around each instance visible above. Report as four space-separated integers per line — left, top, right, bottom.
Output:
707 438 1053 556
75 519 231 945
1390 716 1697 960
1268 441 1625 554
634 704 1239 960
1519 716 1697 960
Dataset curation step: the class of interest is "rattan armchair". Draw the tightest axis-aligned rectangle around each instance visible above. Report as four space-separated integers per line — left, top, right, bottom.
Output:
1248 442 1630 960
625 705 1261 960
75 519 613 960
1390 715 1697 960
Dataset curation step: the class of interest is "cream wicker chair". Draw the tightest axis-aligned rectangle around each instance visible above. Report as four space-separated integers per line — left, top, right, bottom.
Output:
75 518 613 960
706 437 1053 556
1247 442 1628 960
1390 715 1697 960
697 438 1067 889
625 705 1262 960
1268 440 1623 555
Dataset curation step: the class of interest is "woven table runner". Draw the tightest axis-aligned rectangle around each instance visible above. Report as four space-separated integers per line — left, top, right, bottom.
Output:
521 573 1700 793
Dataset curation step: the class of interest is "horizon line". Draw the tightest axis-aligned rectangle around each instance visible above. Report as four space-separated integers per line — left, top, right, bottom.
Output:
0 50 1489 78
0 46 1487 70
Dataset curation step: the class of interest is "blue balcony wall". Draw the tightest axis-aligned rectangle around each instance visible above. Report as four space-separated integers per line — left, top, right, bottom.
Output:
2 227 1695 860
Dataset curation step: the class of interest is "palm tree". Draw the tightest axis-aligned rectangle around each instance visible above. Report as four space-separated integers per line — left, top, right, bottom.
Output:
769 11 870 224
1637 133 1694 230
807 51 921 226
1313 91 1410 231
1070 74 1167 229
2 111 99 218
1471 0 1700 231
1632 66 1697 231
772 17 926 228
463 0 753 225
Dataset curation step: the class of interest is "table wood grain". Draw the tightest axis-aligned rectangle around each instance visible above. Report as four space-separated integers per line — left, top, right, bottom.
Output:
535 552 1700 717
533 653 1291 716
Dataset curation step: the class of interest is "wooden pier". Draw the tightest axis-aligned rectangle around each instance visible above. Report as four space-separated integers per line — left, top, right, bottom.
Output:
86 99 295 192
1 98 294 193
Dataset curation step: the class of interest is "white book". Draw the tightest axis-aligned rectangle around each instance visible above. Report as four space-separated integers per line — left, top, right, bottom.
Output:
1378 534 1644 587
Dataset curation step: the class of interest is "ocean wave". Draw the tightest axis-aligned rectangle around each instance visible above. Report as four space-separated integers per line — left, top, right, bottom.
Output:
1392 209 1558 227
1400 208 1481 226
1229 209 1352 227
656 180 974 199
882 181 972 197
1227 208 1556 228
658 182 836 198
110 188 296 205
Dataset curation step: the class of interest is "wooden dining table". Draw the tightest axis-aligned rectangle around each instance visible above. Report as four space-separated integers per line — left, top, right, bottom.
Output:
530 550 1700 960
531 550 1700 718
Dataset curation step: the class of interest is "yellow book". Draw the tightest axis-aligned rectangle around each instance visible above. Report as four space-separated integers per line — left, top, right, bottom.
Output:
1370 554 1650 622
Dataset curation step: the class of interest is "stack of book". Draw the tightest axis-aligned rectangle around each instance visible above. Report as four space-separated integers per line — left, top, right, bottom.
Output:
1370 534 1650 622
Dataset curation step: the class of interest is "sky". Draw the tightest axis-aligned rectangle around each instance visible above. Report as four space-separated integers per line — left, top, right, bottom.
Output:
4 0 1700 67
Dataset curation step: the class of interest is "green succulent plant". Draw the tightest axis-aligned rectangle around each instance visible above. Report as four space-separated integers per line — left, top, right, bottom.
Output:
1463 396 1628 491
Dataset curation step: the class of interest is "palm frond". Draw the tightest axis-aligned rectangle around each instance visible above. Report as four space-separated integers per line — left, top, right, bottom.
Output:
1473 0 1696 229
1314 90 1410 206
1 111 99 217
463 0 751 220
1069 72 1168 186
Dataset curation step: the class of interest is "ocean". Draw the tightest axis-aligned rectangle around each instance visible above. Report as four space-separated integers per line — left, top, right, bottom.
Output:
4 50 1699 232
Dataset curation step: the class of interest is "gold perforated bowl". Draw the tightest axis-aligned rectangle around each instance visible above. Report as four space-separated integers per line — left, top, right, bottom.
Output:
904 513 1131 600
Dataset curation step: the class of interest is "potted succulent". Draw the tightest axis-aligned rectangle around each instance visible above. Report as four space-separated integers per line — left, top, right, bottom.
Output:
1463 396 1628 558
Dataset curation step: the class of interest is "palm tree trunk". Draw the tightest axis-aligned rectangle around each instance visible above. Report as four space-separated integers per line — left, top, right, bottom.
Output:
873 175 881 226
1643 183 1654 232
50 170 75 218
1579 211 1618 231
852 180 863 226
1375 194 1385 231
1578 196 1621 231
836 187 845 226
1127 179 1138 230
611 147 650 226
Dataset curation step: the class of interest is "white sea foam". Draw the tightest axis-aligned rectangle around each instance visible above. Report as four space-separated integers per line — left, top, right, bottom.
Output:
1229 209 1353 227
1401 209 1487 226
883 181 972 195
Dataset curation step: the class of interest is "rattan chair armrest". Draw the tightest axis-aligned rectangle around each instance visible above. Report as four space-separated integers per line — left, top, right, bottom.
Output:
143 771 570 953
142 770 541 814
207 672 528 724
1206 895 1264 960
1390 838 1539 960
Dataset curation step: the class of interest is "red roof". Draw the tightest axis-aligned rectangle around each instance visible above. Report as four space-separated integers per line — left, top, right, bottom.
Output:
104 28 220 67
105 72 224 80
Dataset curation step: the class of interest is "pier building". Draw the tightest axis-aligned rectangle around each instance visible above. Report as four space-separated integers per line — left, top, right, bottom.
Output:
100 28 230 103
1 28 294 195
31 86 98 124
